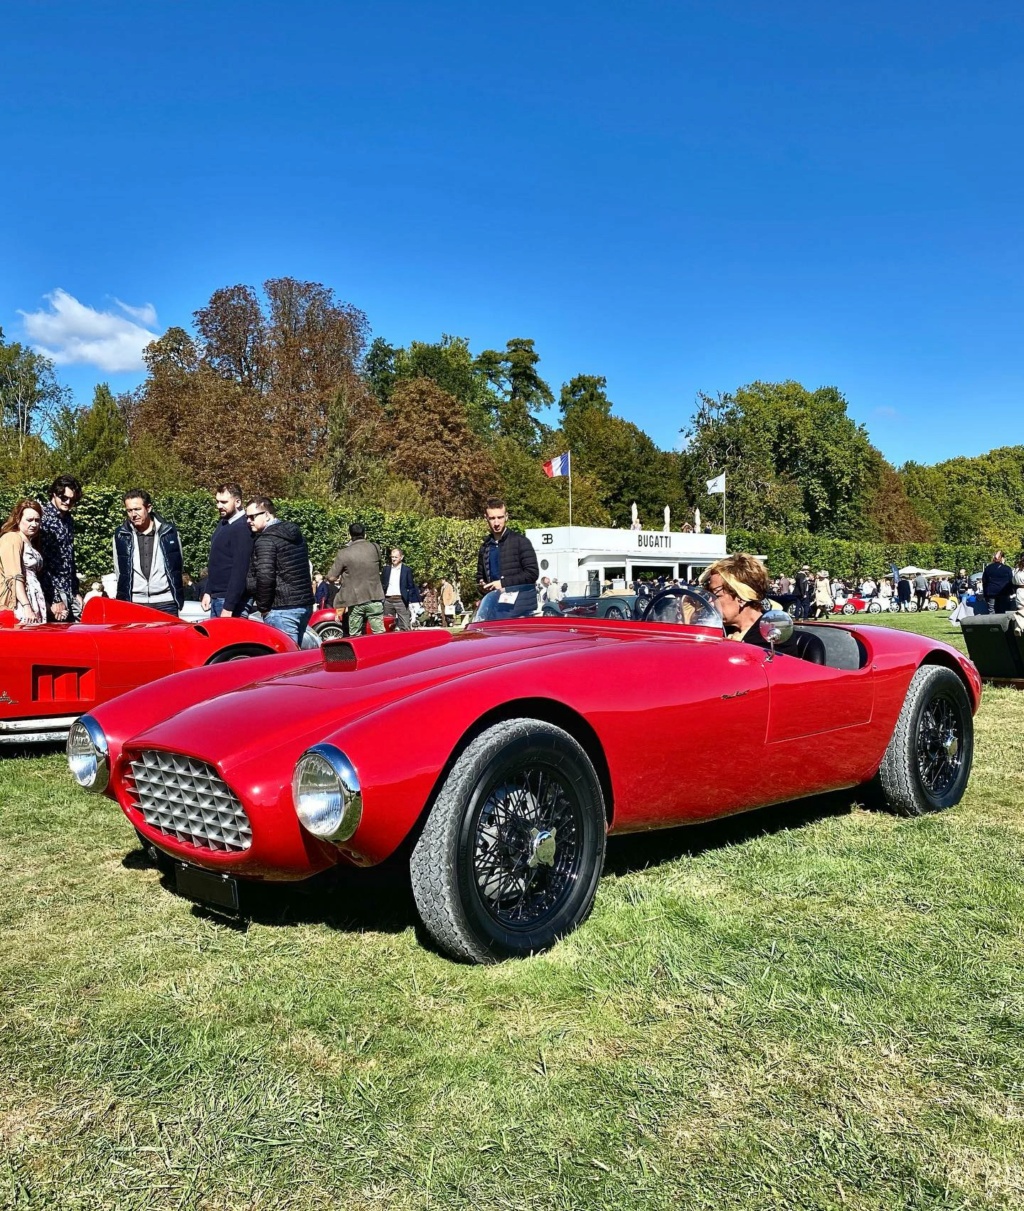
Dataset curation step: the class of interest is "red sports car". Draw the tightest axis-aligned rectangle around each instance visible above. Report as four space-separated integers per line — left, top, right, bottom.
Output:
67 588 980 963
1 597 297 745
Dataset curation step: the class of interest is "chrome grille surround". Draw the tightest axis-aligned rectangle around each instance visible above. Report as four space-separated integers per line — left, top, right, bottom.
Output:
126 750 252 852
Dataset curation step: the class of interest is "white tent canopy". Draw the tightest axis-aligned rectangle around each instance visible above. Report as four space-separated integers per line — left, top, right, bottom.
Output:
898 566 953 578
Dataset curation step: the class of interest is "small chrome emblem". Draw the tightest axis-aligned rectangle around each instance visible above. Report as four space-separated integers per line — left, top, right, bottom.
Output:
0 690 16 705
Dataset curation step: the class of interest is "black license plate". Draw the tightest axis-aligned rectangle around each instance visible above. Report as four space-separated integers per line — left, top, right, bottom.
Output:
175 863 240 913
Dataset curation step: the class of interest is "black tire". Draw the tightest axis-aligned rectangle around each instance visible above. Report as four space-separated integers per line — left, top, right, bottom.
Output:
314 622 346 641
603 604 627 620
876 665 974 816
410 720 607 963
206 643 276 664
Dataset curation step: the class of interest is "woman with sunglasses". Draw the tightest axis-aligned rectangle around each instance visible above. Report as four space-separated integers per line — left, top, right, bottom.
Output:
0 498 47 625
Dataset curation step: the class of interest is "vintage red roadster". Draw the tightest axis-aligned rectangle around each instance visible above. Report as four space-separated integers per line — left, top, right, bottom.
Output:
67 588 980 963
1 597 297 745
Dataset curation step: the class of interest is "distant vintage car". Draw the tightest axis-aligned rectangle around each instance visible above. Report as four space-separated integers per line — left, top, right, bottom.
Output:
833 594 886 615
68 587 981 963
0 597 297 745
551 592 638 621
308 608 398 641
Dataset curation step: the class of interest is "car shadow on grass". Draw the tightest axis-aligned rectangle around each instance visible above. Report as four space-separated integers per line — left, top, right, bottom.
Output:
123 845 419 935
123 787 863 941
603 787 860 877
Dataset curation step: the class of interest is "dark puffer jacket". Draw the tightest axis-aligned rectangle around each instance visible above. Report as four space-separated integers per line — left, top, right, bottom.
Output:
476 528 539 590
246 520 314 613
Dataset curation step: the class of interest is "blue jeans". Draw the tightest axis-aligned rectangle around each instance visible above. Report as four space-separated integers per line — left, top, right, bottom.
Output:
264 607 312 647
209 597 225 618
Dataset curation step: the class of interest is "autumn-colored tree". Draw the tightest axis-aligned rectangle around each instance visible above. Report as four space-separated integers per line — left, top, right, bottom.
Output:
388 378 499 517
864 456 934 542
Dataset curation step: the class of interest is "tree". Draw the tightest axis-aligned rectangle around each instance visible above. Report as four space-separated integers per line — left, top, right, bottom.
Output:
50 383 132 485
682 381 882 536
0 328 69 466
388 378 499 517
475 338 553 450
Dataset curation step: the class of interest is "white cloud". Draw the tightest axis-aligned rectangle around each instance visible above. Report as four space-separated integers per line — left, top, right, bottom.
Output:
19 289 162 373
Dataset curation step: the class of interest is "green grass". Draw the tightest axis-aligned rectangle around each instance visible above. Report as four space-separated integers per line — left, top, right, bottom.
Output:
1 622 1022 1209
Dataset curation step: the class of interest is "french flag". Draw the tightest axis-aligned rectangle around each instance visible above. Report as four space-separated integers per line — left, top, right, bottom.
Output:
542 452 571 478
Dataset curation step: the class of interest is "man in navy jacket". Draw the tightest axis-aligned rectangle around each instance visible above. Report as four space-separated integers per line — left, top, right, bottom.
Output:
202 482 254 618
382 546 420 631
982 550 1014 614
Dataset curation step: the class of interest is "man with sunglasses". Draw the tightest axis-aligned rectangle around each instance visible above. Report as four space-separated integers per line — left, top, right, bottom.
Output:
39 474 83 622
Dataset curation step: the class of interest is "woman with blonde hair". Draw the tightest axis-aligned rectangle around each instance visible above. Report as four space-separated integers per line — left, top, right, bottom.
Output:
0 498 47 624
813 569 834 619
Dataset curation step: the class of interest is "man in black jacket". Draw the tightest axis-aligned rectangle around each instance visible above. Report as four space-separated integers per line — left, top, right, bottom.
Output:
982 550 1014 614
476 497 539 616
201 482 254 618
244 497 314 645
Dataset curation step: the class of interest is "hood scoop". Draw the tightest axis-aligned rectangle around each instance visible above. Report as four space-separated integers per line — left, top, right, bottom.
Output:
321 628 456 670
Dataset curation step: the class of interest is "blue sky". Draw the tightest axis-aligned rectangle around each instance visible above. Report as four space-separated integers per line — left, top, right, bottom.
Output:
3 1 1022 468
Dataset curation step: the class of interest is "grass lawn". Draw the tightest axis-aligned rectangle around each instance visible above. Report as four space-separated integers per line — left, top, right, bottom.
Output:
1 616 1022 1210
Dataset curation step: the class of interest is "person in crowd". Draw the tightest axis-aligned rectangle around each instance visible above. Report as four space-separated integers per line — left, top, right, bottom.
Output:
794 564 812 619
113 490 184 616
938 573 952 597
813 569 834 619
913 570 929 612
313 572 332 610
0 498 47 625
1010 554 1024 633
82 580 105 606
181 571 201 602
328 522 385 636
859 575 877 598
476 497 539 613
953 568 971 601
439 577 459 627
878 577 893 607
38 474 82 622
699 554 771 642
201 482 254 618
896 574 912 612
777 573 792 596
982 550 1014 614
382 546 419 632
244 497 314 644
420 582 441 624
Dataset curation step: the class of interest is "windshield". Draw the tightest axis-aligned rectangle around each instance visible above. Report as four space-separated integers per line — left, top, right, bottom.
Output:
636 587 724 631
473 584 540 622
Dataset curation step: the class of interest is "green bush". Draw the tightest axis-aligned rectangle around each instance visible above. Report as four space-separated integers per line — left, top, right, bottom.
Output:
0 485 485 597
730 529 993 580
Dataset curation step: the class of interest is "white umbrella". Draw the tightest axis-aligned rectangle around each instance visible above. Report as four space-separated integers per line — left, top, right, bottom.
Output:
631 501 638 526
663 505 670 532
694 507 701 531
898 565 923 576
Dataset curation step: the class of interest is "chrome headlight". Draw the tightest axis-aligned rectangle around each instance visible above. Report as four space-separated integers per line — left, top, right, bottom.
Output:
67 716 110 793
292 744 362 842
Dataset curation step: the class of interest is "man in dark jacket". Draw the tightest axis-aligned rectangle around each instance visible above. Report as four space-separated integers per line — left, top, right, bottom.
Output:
39 473 82 621
327 522 386 635
982 550 1014 614
476 497 539 616
113 490 184 615
382 546 420 632
244 497 313 645
202 482 254 618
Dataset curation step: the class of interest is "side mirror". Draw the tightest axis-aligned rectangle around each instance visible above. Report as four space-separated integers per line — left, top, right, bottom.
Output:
758 609 794 659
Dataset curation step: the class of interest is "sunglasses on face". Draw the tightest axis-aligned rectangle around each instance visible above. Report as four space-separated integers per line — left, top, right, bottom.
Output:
246 512 265 523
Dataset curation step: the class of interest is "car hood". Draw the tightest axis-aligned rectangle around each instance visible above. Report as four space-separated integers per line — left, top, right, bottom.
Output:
123 622 635 769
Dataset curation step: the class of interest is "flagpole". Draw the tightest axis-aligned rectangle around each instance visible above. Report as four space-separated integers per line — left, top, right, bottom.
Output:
723 473 727 542
568 451 573 528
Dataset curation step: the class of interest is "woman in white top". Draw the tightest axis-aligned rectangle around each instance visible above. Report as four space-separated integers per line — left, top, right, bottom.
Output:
0 498 47 624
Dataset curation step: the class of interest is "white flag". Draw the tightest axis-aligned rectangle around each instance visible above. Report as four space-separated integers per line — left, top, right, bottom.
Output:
706 473 726 495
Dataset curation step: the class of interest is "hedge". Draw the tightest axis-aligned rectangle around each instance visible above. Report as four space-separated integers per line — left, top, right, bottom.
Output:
2 485 995 598
730 530 993 580
1 486 486 596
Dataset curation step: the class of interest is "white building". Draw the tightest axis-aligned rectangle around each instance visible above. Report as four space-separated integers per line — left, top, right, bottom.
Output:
526 525 728 596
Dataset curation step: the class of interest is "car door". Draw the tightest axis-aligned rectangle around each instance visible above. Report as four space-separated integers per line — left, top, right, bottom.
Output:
1 623 100 721
93 620 178 698
759 643 875 798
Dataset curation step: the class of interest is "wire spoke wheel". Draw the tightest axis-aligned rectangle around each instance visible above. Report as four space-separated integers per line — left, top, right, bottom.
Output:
916 693 964 798
410 719 606 962
472 765 584 929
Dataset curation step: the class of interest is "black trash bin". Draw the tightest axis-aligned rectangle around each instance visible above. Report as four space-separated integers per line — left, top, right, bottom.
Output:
960 613 1024 681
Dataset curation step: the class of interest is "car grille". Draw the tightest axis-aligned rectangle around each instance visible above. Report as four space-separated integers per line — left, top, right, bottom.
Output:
126 750 252 852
